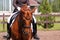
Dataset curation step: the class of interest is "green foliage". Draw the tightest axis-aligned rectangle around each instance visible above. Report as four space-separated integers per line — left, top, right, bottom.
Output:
38 0 55 28
50 0 60 12
39 0 52 14
40 16 55 28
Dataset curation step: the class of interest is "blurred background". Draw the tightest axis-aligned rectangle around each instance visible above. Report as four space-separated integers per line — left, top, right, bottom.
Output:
0 0 60 32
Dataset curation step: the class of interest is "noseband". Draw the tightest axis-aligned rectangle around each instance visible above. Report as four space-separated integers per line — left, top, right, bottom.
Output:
23 16 32 20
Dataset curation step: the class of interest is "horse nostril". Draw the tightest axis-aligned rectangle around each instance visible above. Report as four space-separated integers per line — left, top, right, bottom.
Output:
22 30 28 35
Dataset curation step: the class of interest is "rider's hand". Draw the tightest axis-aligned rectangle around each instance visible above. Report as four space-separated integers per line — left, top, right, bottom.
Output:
17 7 21 11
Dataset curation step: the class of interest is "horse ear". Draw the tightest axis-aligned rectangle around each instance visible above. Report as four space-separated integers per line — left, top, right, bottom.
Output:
31 7 37 14
21 8 25 13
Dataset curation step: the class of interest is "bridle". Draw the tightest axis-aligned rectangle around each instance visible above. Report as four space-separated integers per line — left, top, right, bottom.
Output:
19 6 32 35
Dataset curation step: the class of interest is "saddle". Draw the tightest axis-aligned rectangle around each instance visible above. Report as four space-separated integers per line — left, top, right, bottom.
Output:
9 11 19 27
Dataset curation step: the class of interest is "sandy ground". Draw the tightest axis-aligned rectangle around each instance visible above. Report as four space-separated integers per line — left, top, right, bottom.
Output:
0 30 60 40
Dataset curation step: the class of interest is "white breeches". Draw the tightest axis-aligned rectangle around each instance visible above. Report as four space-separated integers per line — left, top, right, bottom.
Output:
32 15 36 23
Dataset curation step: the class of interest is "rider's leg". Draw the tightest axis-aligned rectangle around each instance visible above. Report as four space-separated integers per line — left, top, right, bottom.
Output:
3 23 11 40
32 15 39 40
7 23 11 39
3 15 12 39
3 11 18 39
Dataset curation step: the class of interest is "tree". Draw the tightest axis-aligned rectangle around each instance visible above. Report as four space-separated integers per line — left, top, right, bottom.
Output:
38 0 55 28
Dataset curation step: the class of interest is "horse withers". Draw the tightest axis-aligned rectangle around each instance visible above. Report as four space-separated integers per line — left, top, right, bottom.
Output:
11 4 36 40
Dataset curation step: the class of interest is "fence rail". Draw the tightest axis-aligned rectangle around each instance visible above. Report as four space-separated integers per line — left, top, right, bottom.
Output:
34 13 60 24
0 13 60 30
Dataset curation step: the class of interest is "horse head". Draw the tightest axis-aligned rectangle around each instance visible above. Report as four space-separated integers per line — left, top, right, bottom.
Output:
20 4 36 28
18 4 36 40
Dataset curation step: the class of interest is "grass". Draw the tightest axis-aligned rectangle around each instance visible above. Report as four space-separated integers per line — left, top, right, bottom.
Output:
0 24 7 32
37 16 60 30
0 19 7 32
37 23 60 30
0 23 60 32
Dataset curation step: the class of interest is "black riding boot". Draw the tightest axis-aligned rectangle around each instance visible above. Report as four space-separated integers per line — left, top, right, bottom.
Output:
3 23 11 40
32 19 40 40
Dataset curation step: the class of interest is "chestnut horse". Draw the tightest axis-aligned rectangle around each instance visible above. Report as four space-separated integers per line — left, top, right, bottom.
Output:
11 4 36 40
